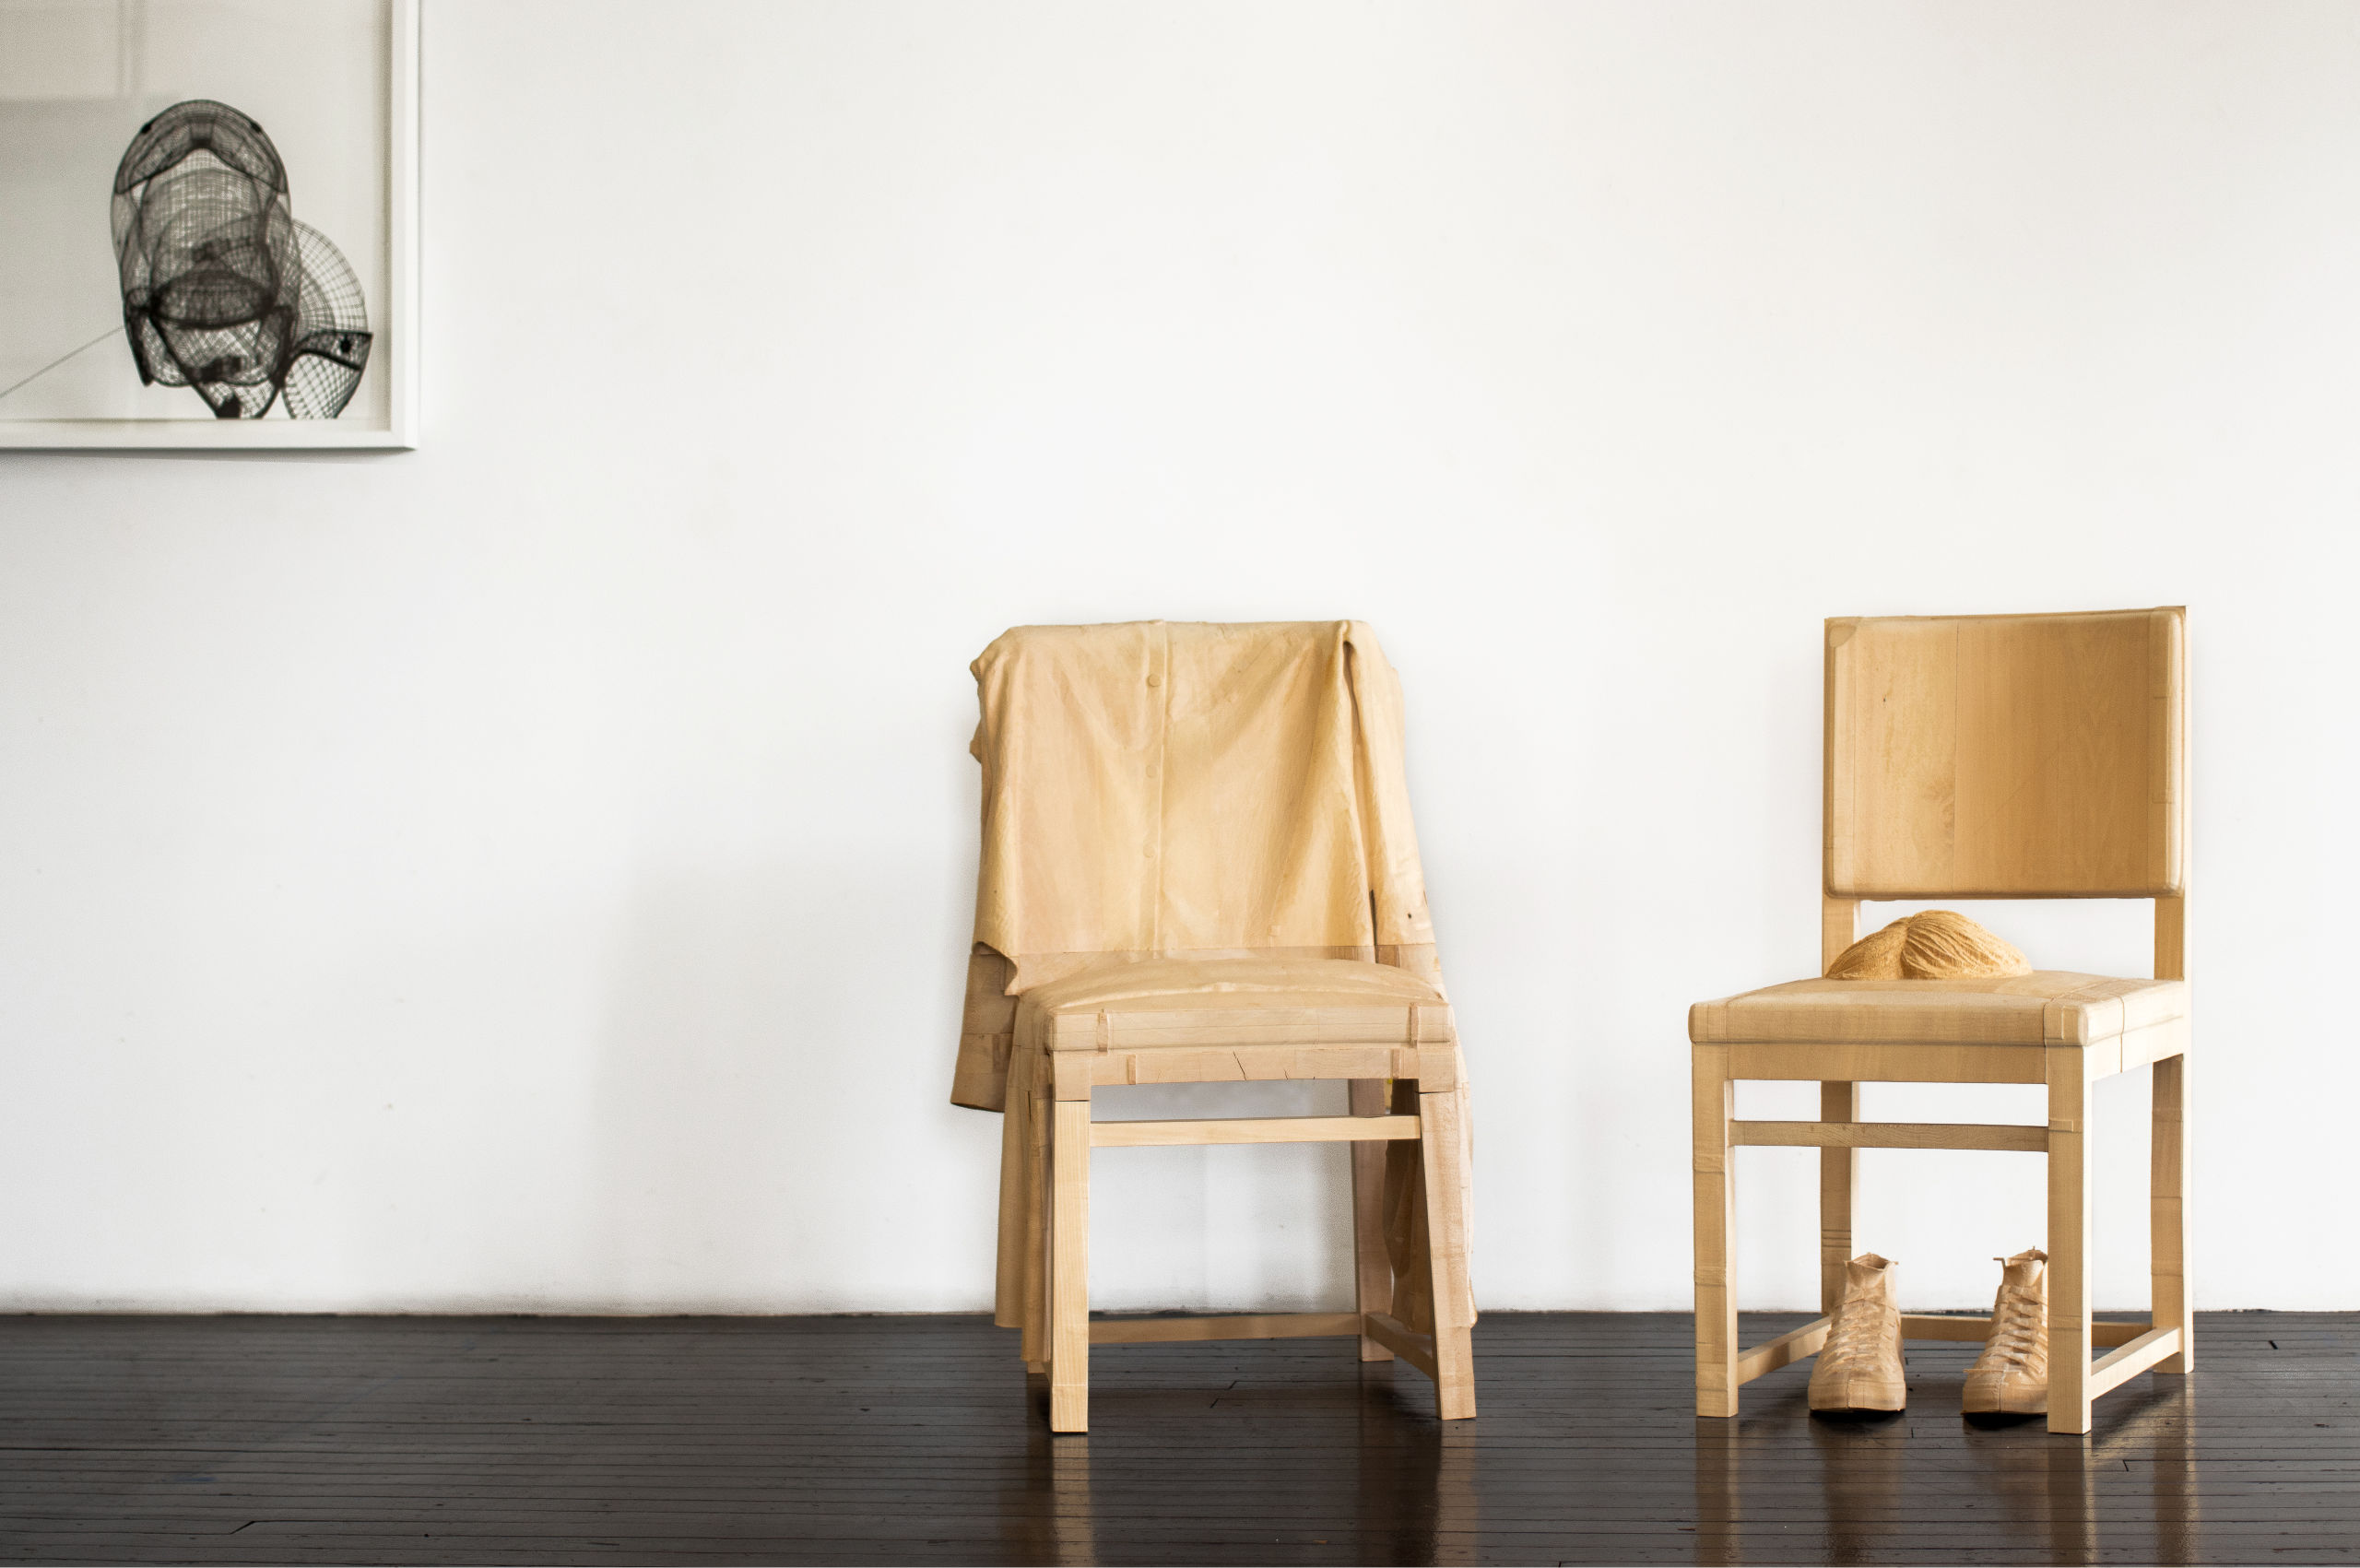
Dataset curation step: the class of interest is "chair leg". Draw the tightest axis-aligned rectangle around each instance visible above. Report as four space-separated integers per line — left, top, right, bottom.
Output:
1693 1044 1738 1418
996 1053 1034 1338
1047 1096 1092 1432
2047 1045 2094 1434
1417 1079 1477 1420
1021 1081 1051 1369
1349 1079 1396 1362
2153 1053 2194 1373
1819 1081 1858 1316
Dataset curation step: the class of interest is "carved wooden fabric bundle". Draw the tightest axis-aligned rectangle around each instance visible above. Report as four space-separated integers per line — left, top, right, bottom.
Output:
1825 909 2032 980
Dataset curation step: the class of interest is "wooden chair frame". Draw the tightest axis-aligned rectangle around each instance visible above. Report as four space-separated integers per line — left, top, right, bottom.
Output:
1024 1025 1477 1434
1693 609 2192 1435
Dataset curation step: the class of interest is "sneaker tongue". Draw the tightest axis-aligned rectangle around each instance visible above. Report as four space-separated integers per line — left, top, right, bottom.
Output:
2001 1248 2047 1290
1845 1253 1894 1294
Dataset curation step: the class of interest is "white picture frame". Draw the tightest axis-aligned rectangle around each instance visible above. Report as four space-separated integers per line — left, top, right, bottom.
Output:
0 0 418 449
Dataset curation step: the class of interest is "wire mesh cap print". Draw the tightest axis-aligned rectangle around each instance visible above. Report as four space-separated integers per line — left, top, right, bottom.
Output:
112 100 372 419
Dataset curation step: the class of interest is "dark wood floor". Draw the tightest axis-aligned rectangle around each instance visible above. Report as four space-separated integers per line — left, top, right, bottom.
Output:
0 1310 2345 1564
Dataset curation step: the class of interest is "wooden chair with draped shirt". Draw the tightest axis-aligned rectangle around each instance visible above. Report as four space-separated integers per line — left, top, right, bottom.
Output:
949 620 1477 1434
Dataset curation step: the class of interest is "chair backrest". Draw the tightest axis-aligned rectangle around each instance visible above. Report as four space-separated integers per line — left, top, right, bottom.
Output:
966 619 1437 989
1824 607 2188 904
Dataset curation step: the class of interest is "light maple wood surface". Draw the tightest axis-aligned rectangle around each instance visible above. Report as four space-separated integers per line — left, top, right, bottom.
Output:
1048 1097 1092 1432
1086 1312 1364 1345
1730 1120 2049 1152
958 622 1479 1433
1692 1043 1740 1420
1415 1074 1480 1419
2154 890 2194 1376
1824 608 2185 898
1088 1114 1420 1148
1896 1315 2147 1347
2047 1040 2094 1432
1690 973 2189 1046
1350 1078 1398 1363
1362 1311 1442 1380
1693 607 2192 1435
1031 983 1478 1432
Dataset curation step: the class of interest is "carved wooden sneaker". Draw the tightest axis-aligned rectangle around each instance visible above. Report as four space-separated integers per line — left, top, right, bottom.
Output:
1808 1253 1906 1416
1964 1248 2049 1419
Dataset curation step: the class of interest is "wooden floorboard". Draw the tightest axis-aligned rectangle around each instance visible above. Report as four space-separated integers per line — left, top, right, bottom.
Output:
0 1312 2345 1563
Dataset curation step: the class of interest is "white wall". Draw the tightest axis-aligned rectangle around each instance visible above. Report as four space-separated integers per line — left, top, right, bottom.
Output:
2 0 2355 1315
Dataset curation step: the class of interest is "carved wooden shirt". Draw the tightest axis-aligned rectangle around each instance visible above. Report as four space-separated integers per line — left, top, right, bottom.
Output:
951 620 1435 1110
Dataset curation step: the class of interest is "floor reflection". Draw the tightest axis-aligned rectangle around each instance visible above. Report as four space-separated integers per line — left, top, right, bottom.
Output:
1002 1360 1478 1566
1693 1415 1743 1568
1356 1363 1480 1565
1693 1371 2198 1565
1955 1378 2201 1565
1003 1376 1096 1566
1806 1413 1906 1565
2136 1379 2202 1565
1003 1430 1095 1563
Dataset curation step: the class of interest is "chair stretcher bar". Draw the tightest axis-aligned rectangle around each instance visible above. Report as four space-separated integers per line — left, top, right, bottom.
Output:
1089 1114 1420 1148
1735 1315 1831 1382
2089 1326 2182 1397
1361 1312 1440 1379
1731 1315 2152 1386
1731 1119 2047 1151
1088 1309 1437 1378
1898 1315 2140 1347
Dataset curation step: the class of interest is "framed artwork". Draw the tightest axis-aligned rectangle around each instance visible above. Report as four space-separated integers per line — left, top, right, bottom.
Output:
0 0 417 449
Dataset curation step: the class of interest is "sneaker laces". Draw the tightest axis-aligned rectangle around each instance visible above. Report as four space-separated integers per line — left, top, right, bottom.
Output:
1822 1289 1896 1371
1984 1264 2045 1369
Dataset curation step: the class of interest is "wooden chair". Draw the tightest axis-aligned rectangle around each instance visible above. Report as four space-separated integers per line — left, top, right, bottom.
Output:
1688 607 2192 1434
952 621 1477 1434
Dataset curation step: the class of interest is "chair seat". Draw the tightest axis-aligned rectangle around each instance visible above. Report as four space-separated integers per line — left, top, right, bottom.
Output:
1019 956 1448 1055
1690 971 2187 1046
